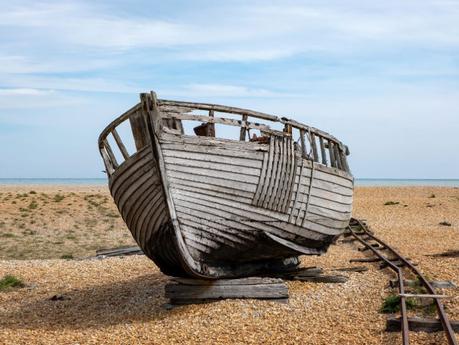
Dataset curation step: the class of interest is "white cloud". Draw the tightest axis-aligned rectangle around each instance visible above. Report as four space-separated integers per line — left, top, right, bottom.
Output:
1 1 458 55
166 83 293 98
0 88 82 109
0 88 54 96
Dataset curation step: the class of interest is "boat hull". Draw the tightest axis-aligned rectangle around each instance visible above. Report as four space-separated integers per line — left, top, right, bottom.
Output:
108 130 353 278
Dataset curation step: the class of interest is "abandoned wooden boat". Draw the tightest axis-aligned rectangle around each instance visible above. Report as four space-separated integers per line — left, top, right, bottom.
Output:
98 91 353 279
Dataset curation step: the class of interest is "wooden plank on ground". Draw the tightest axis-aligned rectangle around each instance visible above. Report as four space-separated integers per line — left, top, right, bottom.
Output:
389 280 457 289
165 277 288 303
386 317 459 333
95 246 143 257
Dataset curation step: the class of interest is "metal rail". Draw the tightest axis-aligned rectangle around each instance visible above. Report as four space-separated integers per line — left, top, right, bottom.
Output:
347 218 457 345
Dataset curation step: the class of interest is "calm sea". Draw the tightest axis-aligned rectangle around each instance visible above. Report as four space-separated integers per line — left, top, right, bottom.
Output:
0 178 458 187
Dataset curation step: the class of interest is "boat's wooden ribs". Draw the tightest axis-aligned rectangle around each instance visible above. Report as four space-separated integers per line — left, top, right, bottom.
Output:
252 136 296 213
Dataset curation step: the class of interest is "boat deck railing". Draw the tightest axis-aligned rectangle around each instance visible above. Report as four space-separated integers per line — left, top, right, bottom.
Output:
98 93 351 177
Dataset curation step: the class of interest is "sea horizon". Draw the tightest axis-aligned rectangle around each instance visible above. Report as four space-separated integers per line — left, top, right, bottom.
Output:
0 178 458 187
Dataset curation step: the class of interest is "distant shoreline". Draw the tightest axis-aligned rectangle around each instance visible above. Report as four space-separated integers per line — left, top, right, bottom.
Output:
0 178 458 187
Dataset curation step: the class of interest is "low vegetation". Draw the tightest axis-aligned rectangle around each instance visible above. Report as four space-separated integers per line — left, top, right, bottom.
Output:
384 201 400 206
53 194 65 202
0 189 134 259
0 275 25 291
380 295 417 313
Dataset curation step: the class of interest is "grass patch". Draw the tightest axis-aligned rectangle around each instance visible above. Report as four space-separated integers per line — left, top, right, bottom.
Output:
0 275 25 291
380 295 417 313
28 200 38 210
0 233 16 238
105 212 119 218
60 254 74 260
384 201 400 206
29 190 37 194
53 194 65 202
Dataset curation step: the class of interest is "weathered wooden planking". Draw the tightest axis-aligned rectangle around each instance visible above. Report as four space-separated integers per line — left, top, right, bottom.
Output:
169 176 254 199
253 136 295 212
292 275 348 283
165 277 289 301
129 110 148 150
162 148 262 169
158 99 280 122
172 189 342 236
173 196 328 242
167 169 257 193
166 164 260 184
173 277 283 286
164 155 261 176
100 91 354 279
162 112 287 136
161 143 266 160
386 317 459 333
331 266 368 273
96 246 143 257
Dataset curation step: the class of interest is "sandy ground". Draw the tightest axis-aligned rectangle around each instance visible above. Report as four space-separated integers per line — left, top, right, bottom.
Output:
0 186 458 344
0 185 134 259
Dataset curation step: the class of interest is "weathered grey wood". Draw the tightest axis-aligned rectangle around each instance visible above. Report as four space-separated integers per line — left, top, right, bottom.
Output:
386 317 459 333
310 132 319 162
331 266 369 272
165 278 288 301
172 277 283 286
300 129 307 158
111 128 130 160
240 114 248 141
334 144 343 170
103 139 119 168
399 293 449 299
164 156 260 176
389 280 457 289
319 136 327 165
162 149 262 169
158 99 280 121
329 141 336 168
98 90 354 279
99 103 141 146
162 113 286 136
96 246 142 257
291 275 348 283
268 266 324 278
100 147 115 175
129 110 148 150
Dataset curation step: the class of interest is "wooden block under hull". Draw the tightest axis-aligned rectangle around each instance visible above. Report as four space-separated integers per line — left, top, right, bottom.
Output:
165 277 289 305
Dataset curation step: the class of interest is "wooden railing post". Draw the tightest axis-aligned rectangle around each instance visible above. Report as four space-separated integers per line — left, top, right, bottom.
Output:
129 110 148 150
240 114 248 141
319 136 327 166
112 129 130 160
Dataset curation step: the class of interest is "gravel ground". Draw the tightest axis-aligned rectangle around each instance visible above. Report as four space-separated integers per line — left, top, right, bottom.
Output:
0 186 458 344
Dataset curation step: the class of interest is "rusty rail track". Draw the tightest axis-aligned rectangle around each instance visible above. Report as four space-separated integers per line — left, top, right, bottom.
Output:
347 218 458 345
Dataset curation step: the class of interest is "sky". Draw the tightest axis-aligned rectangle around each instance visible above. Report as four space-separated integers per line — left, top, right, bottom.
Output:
0 0 458 179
